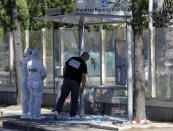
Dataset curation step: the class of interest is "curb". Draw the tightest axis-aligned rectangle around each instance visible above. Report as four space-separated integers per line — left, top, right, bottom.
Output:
3 118 119 131
3 119 48 131
84 123 118 131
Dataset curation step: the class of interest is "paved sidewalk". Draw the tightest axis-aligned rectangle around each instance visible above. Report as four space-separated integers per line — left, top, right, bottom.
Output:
1 105 173 131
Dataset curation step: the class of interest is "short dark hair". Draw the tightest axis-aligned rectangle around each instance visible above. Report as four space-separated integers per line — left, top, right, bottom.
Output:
81 52 89 58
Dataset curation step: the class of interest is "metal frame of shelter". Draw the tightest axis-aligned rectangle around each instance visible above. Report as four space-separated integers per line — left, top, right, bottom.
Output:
33 12 133 120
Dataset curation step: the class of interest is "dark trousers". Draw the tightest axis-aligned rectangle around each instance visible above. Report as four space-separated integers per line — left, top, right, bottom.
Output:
56 78 80 116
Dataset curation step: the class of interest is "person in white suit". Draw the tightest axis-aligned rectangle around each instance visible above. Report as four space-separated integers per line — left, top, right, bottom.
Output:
27 48 47 120
20 48 32 119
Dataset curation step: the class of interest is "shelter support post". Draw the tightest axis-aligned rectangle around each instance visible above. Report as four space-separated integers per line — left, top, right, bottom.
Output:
79 25 85 115
53 29 56 107
9 32 14 85
42 29 47 86
126 23 133 120
100 30 106 85
166 72 171 98
148 0 156 97
59 29 64 76
25 30 29 48
149 27 156 97
149 0 153 28
79 26 84 55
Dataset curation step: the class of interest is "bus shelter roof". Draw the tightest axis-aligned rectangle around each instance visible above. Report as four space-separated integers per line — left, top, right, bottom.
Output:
33 13 131 26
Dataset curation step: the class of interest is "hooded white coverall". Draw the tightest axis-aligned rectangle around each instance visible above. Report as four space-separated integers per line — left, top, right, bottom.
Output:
27 48 47 119
20 48 32 118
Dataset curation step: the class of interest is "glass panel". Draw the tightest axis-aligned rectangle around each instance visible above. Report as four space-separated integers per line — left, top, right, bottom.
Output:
142 29 150 97
28 30 54 89
0 32 10 85
84 31 101 85
84 29 127 118
62 29 79 61
29 30 42 58
105 31 115 85
44 30 54 89
54 29 61 78
155 27 173 99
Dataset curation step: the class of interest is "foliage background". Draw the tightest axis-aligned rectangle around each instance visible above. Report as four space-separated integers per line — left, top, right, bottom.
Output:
0 0 77 33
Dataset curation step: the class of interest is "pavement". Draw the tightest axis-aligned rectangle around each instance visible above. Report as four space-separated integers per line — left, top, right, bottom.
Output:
1 105 173 131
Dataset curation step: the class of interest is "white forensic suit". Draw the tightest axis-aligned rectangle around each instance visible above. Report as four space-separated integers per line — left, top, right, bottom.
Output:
20 48 32 119
27 48 47 120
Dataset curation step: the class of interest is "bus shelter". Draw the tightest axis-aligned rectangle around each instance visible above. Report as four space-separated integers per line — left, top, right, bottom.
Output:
34 4 132 120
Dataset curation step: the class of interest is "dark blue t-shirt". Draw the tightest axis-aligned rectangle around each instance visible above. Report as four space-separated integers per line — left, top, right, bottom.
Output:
64 57 87 84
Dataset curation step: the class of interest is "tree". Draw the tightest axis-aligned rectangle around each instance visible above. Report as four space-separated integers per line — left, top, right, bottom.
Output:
10 0 23 104
15 0 29 30
0 0 77 31
0 0 29 33
26 0 53 30
131 0 148 120
0 0 31 104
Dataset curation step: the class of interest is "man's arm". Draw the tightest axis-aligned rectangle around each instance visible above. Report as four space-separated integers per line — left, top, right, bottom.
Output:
81 73 86 92
63 65 67 77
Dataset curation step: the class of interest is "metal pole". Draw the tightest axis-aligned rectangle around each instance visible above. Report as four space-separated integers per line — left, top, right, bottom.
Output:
42 28 47 86
59 29 64 76
126 22 133 120
113 30 116 84
100 30 106 85
149 0 156 97
9 32 14 85
149 0 153 28
53 29 56 107
25 30 29 48
79 25 85 115
79 26 84 55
